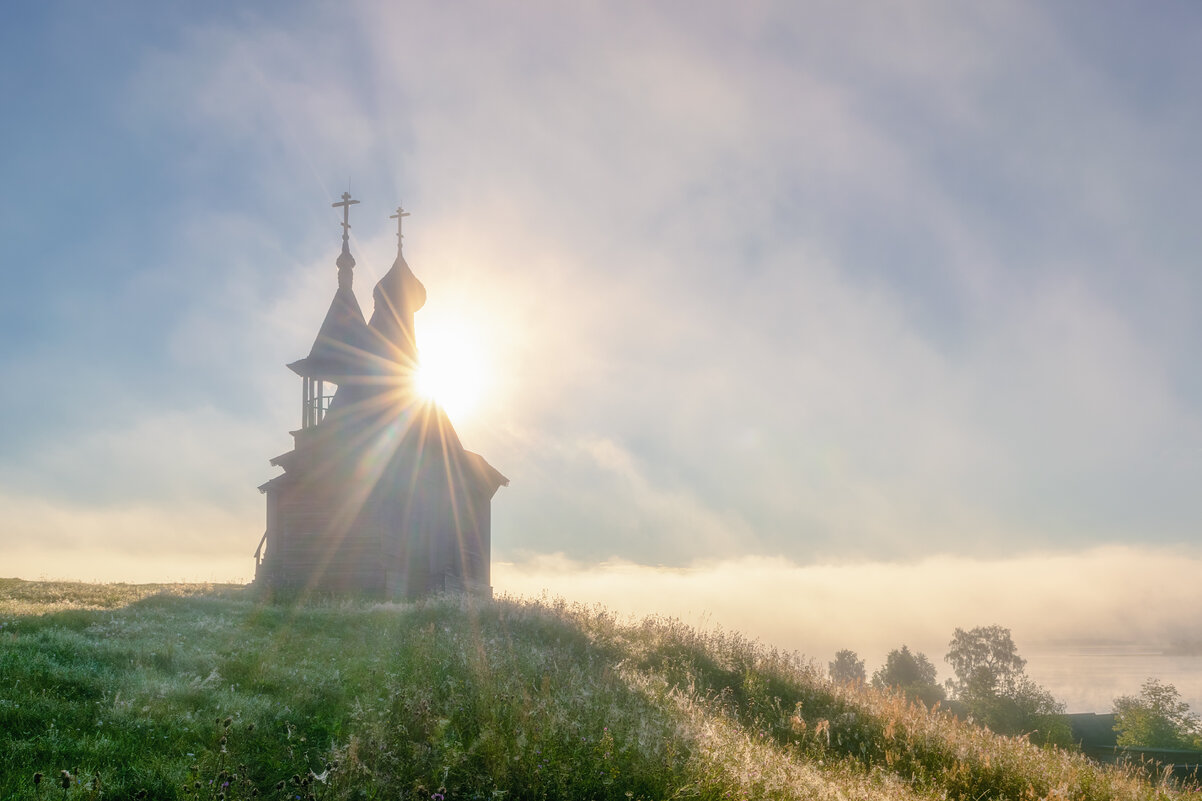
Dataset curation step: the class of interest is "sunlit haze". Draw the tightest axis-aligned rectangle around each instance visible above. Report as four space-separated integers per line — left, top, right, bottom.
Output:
3 2 1202 713
416 313 492 422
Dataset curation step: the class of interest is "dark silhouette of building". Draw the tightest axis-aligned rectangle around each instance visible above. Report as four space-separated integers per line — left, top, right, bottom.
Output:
254 195 507 597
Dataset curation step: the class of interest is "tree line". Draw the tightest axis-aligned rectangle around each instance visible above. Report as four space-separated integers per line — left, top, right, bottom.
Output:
828 625 1202 750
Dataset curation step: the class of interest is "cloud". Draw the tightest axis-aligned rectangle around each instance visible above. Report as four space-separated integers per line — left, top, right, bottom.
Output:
0 406 276 508
6 2 1202 589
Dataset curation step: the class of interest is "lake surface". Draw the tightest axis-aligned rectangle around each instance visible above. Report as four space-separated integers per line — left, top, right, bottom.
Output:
1024 645 1202 714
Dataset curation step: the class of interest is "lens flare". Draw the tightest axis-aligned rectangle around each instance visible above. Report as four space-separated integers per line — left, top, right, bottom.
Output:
416 318 490 421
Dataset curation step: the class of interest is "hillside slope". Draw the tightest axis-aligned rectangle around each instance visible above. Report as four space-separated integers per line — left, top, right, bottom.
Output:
0 580 1187 800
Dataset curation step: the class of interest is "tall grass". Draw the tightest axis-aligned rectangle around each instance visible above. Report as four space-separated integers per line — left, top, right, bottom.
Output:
0 580 1189 800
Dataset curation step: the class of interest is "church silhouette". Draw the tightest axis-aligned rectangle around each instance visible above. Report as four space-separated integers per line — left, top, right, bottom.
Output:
254 195 507 597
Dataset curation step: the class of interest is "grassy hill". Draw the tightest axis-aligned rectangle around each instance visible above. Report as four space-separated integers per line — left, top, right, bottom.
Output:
0 579 1189 800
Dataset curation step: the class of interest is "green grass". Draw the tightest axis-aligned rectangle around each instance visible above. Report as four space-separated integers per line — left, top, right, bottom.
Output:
0 579 1189 800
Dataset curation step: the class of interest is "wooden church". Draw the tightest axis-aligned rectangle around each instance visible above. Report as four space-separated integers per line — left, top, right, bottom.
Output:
254 195 508 598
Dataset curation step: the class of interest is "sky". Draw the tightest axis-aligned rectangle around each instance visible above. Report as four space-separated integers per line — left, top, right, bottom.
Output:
3 2 1202 709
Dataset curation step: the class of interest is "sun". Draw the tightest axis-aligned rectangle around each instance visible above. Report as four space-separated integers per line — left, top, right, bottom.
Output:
415 317 491 422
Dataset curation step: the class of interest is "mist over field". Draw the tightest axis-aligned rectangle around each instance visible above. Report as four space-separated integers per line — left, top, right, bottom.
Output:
10 528 1198 714
10 540 1199 715
496 545 1202 712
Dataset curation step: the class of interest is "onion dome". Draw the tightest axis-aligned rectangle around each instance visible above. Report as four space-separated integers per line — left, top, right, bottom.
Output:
367 205 426 368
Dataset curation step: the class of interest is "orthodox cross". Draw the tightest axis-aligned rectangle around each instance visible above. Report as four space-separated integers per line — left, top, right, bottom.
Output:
391 205 411 248
332 192 360 239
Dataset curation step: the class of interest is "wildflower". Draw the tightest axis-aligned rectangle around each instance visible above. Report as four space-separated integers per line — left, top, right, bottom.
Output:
432 794 445 801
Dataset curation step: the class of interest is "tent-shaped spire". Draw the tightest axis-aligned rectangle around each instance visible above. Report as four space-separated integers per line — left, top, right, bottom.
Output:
288 193 372 380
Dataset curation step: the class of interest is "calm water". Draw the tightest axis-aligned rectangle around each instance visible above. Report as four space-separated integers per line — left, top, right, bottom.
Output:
1024 645 1202 714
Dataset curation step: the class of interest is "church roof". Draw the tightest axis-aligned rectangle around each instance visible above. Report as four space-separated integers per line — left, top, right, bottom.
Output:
268 393 508 493
463 449 510 496
287 285 371 379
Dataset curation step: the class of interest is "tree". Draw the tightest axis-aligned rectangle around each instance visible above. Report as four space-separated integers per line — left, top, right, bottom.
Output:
829 649 866 685
1113 678 1202 749
872 646 945 707
946 625 1027 701
944 625 1069 746
968 675 1070 747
